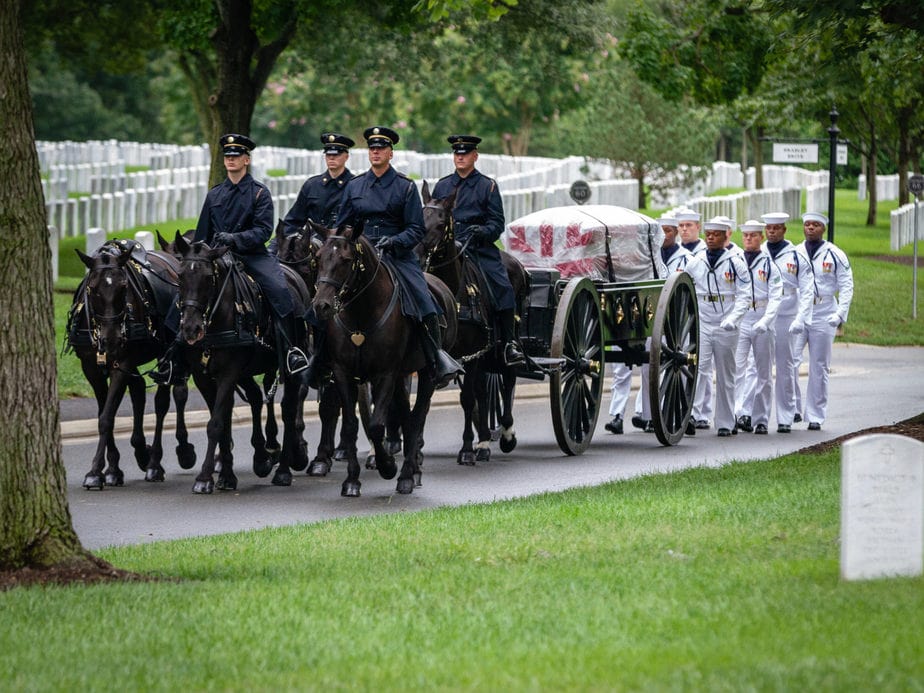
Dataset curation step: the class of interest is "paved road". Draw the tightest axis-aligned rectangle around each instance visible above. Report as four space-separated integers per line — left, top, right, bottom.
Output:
61 344 924 550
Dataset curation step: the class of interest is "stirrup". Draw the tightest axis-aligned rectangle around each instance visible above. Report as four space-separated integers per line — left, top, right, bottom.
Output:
286 347 309 375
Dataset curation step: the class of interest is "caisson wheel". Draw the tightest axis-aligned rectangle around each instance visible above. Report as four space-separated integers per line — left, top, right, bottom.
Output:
649 272 699 445
549 278 604 455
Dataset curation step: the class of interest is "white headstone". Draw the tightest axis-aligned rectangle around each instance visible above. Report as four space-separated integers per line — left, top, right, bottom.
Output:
86 227 107 255
841 433 924 580
134 231 154 250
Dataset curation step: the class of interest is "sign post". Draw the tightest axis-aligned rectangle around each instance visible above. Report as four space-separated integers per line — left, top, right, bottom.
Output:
569 180 591 206
827 107 840 243
909 174 924 319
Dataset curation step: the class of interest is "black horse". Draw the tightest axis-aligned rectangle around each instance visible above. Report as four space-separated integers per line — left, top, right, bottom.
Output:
311 226 458 496
170 232 311 493
68 239 196 488
275 219 349 477
419 181 528 465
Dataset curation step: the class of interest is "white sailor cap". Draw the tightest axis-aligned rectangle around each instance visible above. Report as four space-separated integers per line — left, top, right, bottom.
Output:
761 212 790 225
703 219 731 232
802 212 828 226
715 215 735 227
740 219 764 233
657 216 679 228
675 209 701 222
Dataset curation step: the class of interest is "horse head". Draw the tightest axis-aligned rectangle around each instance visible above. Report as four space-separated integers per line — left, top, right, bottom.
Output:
76 245 134 357
311 224 370 321
156 228 195 254
276 219 326 292
420 180 456 256
172 231 229 346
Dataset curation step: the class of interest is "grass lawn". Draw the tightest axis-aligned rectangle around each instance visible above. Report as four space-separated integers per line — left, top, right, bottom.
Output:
1 449 920 690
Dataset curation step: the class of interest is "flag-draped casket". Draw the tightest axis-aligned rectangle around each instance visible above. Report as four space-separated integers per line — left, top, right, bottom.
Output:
503 205 666 281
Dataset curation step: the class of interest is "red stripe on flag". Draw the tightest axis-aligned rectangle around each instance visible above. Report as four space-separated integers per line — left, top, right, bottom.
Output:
540 224 554 257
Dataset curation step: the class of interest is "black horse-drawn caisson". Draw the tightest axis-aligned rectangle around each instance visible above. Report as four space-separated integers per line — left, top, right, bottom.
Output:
499 204 701 454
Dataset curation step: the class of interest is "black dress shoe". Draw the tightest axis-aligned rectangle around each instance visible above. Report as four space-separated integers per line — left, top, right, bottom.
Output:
503 341 525 366
793 413 803 423
808 422 821 431
777 424 791 433
644 420 655 433
754 423 768 435
694 419 710 430
685 421 696 436
604 416 624 435
631 415 647 430
717 428 732 437
736 415 753 432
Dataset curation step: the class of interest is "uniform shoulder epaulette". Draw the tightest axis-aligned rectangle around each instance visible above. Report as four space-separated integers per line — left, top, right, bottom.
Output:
394 170 412 181
437 173 454 183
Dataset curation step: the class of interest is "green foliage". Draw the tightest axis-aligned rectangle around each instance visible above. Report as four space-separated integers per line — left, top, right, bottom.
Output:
2 450 922 689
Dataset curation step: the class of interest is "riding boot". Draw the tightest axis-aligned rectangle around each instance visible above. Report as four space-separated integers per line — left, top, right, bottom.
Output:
497 308 525 366
151 339 187 386
422 313 464 390
275 313 309 375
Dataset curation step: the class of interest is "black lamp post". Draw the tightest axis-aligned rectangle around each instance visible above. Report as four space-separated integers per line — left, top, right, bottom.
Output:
827 106 839 243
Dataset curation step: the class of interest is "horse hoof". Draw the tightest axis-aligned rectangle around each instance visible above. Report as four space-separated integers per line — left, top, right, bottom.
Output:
265 445 281 462
385 439 402 456
365 454 377 470
377 457 397 481
396 477 415 494
499 434 517 453
288 451 308 473
217 475 238 491
414 472 422 487
83 474 104 490
145 468 165 482
105 471 124 487
192 479 214 494
272 470 292 486
253 457 273 478
308 459 331 477
135 445 152 471
475 448 491 463
334 448 348 462
457 451 476 466
176 443 197 470
341 480 361 497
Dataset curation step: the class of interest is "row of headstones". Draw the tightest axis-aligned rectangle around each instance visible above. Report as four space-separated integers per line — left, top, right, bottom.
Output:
889 199 924 252
671 187 804 227
858 172 924 201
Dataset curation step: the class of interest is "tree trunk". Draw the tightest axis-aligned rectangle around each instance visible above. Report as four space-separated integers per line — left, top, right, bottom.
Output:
897 106 911 207
866 128 878 227
753 126 765 190
740 126 748 180
0 0 92 571
635 169 647 210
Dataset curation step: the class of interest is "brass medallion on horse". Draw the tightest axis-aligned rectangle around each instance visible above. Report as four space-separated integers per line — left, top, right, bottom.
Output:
419 181 529 465
311 225 458 497
170 232 311 494
67 239 196 488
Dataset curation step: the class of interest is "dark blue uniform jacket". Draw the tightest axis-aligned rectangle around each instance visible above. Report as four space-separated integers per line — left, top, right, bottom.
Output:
337 166 439 320
432 168 515 311
283 168 353 234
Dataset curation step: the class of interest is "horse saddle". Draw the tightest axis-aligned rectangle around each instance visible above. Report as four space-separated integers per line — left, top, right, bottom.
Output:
458 258 491 330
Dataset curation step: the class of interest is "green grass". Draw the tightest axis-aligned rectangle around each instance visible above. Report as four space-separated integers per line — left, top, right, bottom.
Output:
2 449 921 690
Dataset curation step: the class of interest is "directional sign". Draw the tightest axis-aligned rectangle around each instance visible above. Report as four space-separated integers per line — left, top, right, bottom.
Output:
773 143 818 164
909 174 924 196
569 180 591 205
837 144 848 166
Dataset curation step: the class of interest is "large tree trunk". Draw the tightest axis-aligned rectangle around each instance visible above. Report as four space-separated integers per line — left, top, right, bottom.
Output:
752 126 765 190
0 0 92 571
866 128 878 227
897 106 912 207
635 169 647 210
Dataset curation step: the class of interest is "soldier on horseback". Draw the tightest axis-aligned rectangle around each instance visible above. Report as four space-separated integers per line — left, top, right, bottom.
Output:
431 134 524 366
153 133 307 384
337 125 464 389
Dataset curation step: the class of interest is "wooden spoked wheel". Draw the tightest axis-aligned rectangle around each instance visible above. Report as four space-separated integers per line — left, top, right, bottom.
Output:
649 272 699 446
549 278 604 455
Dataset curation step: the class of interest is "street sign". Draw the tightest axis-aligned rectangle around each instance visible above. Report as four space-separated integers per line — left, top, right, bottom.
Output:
773 143 819 164
909 174 924 196
569 180 591 205
837 144 848 165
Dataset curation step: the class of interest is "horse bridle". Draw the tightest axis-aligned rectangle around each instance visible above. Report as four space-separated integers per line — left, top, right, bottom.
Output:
421 203 457 273
316 237 385 313
178 257 229 331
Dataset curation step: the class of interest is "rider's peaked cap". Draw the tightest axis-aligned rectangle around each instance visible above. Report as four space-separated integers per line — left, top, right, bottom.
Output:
363 126 399 148
448 134 481 154
321 132 355 154
219 133 255 156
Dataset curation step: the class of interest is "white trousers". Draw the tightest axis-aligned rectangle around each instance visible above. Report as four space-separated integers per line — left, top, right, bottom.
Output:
608 362 633 418
773 313 800 426
804 320 837 424
696 321 739 431
734 320 774 426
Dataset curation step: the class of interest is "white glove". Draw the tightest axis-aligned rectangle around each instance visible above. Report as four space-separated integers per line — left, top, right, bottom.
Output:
826 314 842 328
720 319 736 332
788 319 804 335
754 319 770 335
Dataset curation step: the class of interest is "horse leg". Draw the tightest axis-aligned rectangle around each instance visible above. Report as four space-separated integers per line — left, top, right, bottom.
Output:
125 371 152 476
98 369 132 488
308 385 339 476
472 367 492 464
457 371 477 466
262 372 282 462
273 372 307 487
335 377 362 497
498 365 518 453
81 362 117 490
398 376 436 493
172 378 197 469
191 376 221 494
143 381 169 482
239 376 272 479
